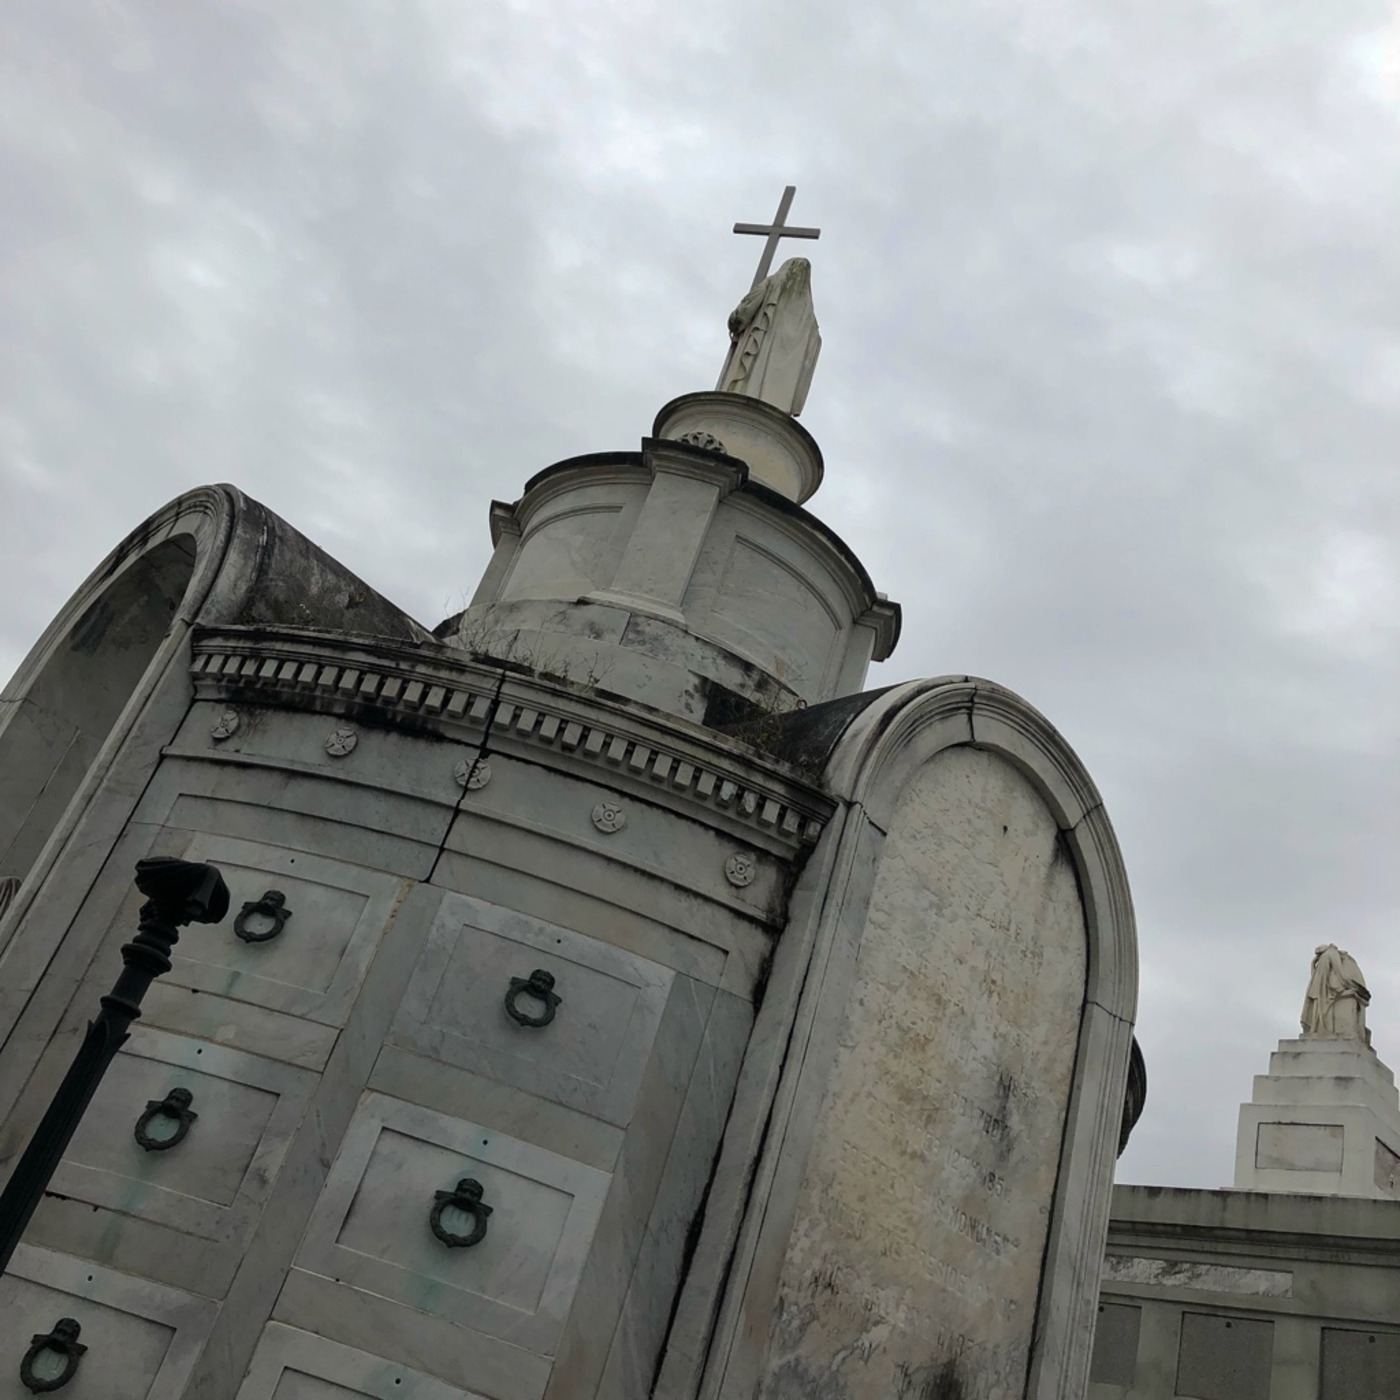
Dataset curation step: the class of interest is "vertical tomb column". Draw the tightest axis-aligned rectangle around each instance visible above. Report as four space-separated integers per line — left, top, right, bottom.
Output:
587 440 746 624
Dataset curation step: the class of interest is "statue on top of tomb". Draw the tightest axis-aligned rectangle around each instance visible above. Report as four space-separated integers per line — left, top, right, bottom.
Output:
717 256 822 418
1301 943 1372 1043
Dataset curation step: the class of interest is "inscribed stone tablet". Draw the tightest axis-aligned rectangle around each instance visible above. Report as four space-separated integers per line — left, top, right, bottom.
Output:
1254 1122 1343 1173
761 745 1087 1398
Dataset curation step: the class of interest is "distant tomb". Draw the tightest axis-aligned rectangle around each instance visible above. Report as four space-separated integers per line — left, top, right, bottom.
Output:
1236 946 1400 1199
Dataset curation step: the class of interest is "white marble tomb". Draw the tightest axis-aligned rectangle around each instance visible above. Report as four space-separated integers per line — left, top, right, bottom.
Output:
0 268 1137 1400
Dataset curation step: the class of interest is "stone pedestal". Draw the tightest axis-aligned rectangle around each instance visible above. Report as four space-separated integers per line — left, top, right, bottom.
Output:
1234 1037 1400 1198
450 432 898 725
653 392 823 504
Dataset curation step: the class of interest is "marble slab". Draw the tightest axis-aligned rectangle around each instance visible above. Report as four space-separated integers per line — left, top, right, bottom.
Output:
1 1244 215 1400
391 893 672 1126
46 1026 313 1246
236 1324 489 1399
295 1092 610 1355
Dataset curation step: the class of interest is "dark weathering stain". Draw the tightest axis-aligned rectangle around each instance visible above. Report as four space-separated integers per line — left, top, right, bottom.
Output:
898 1358 968 1400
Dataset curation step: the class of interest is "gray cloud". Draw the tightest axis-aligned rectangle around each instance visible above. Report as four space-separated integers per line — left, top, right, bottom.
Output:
3 0 1398 1188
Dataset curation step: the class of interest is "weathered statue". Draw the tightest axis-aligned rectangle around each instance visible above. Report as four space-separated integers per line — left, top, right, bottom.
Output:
717 256 821 417
1301 943 1372 1042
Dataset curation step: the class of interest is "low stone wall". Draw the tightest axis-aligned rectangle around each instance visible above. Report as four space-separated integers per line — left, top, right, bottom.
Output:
1091 1184 1400 1400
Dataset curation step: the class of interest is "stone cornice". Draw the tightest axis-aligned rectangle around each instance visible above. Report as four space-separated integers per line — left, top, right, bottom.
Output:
1106 1220 1400 1263
189 626 833 850
642 437 749 495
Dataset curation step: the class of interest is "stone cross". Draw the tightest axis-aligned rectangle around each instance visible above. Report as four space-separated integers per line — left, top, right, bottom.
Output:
733 185 821 289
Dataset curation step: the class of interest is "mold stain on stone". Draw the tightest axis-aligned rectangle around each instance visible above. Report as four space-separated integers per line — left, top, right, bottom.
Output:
896 1357 968 1400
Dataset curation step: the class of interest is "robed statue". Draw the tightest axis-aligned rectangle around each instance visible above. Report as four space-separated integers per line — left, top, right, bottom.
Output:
717 257 821 417
1301 943 1372 1042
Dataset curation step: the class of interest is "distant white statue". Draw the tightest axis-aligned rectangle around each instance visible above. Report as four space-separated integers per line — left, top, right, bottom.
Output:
1301 943 1372 1042
717 256 821 417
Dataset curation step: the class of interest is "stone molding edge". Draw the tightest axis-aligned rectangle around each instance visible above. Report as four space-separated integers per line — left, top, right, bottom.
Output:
3 486 232 707
0 485 236 962
1107 1211 1400 1257
822 676 1136 1016
858 596 901 663
189 628 831 849
643 436 749 495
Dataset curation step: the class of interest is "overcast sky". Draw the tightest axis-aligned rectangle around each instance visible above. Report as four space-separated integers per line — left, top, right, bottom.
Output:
3 1 1398 1190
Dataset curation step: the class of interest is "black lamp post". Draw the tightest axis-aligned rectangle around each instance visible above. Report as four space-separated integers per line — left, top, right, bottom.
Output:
0 857 228 1277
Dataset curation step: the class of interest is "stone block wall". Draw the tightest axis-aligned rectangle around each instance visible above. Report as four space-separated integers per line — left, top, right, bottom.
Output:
1090 1185 1400 1400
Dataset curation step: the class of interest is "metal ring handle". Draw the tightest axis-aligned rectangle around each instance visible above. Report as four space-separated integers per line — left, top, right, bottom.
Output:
133 1086 198 1152
504 969 561 1028
20 1318 86 1393
430 1177 493 1248
234 890 292 944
